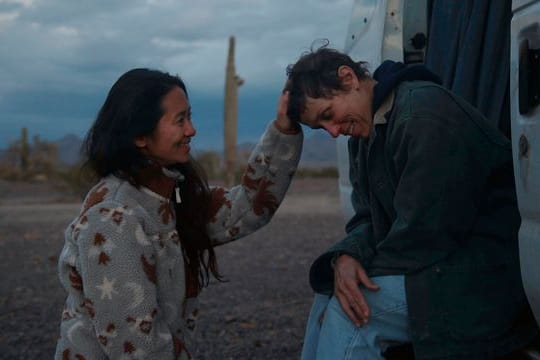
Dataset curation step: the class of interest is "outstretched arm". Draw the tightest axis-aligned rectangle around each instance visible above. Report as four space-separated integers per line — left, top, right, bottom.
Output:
206 90 303 245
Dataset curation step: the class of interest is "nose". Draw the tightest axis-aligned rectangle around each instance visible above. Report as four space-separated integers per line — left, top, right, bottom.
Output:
186 119 196 137
321 123 340 138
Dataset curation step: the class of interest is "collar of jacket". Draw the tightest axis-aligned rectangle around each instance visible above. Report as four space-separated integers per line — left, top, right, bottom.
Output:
135 163 185 201
371 60 442 114
373 90 395 126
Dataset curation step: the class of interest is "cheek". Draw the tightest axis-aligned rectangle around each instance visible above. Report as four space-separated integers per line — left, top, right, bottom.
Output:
161 127 180 143
344 102 359 119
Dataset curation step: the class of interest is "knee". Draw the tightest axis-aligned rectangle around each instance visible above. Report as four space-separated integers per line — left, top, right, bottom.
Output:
322 296 358 329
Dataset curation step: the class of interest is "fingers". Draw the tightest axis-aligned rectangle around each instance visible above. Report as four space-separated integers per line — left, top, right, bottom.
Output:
356 268 380 292
333 254 379 327
278 90 289 113
282 79 292 94
335 277 370 327
335 290 363 327
275 91 291 126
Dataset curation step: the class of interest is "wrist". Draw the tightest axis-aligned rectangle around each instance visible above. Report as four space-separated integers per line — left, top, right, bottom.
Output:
330 252 345 269
273 119 300 135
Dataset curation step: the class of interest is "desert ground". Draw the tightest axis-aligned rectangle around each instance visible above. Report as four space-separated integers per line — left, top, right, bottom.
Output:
0 178 347 359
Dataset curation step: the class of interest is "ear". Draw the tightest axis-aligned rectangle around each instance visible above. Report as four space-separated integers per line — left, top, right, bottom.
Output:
337 65 359 91
134 135 148 149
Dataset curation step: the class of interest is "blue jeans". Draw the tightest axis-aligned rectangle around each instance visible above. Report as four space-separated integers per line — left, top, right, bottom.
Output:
301 275 411 360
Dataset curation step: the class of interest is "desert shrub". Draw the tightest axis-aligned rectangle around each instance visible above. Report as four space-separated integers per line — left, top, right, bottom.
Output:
195 150 223 180
54 164 98 199
0 164 23 181
0 129 59 181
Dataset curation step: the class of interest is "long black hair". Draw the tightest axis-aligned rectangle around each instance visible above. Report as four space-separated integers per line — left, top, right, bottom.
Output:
83 68 221 290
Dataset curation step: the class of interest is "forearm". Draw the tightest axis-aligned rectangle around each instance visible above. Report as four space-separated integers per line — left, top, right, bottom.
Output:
207 121 303 245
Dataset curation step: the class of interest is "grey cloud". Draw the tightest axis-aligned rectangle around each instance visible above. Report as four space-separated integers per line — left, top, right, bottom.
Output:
1 0 350 91
0 0 352 146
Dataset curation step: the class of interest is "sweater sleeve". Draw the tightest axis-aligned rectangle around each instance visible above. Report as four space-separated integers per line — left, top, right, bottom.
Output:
206 121 303 245
77 203 180 359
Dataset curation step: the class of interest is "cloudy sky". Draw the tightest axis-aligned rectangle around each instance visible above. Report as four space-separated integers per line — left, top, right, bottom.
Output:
0 0 353 150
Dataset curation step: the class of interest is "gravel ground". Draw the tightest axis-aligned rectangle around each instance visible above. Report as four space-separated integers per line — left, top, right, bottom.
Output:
0 178 346 360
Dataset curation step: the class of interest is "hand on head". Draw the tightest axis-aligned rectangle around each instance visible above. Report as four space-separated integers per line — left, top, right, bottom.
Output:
274 81 299 133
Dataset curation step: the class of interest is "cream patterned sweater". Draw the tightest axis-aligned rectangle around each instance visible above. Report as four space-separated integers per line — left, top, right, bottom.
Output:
55 122 302 359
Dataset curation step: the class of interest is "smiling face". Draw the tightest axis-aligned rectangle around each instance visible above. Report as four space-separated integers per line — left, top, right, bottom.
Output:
299 66 375 139
135 86 196 165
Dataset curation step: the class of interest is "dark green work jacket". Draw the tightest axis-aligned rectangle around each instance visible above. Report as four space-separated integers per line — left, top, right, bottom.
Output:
310 81 539 359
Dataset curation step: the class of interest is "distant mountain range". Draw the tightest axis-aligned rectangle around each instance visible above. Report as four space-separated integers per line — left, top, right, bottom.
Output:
235 130 337 168
1 131 338 168
55 134 85 165
300 131 338 167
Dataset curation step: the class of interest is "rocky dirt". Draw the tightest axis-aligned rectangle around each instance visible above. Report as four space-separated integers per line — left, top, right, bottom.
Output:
0 178 347 359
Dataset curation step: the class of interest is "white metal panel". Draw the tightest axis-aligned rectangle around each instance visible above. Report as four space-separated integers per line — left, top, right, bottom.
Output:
511 0 540 324
345 0 389 71
382 0 404 62
514 0 539 12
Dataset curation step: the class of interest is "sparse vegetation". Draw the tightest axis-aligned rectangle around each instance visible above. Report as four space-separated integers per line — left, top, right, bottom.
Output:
295 166 338 178
0 128 59 181
54 164 98 199
20 127 30 173
0 129 338 200
195 150 223 180
194 149 250 183
0 128 95 198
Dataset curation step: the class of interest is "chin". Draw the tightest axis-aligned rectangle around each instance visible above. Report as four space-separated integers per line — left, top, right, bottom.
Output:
176 158 190 164
356 132 369 139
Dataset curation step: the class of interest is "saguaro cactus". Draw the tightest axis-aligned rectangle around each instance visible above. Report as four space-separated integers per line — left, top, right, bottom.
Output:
223 36 244 186
20 127 30 173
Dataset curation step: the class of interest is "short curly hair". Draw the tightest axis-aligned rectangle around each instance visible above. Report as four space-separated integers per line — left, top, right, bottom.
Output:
286 44 370 123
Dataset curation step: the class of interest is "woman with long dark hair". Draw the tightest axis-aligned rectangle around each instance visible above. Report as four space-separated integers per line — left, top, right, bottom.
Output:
55 68 302 359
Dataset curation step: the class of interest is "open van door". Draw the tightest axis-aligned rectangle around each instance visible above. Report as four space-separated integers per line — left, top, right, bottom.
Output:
511 0 540 326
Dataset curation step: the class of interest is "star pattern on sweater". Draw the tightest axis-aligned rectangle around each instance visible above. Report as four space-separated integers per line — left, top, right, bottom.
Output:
102 240 116 253
99 206 133 230
88 241 117 257
96 276 118 300
254 153 271 165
